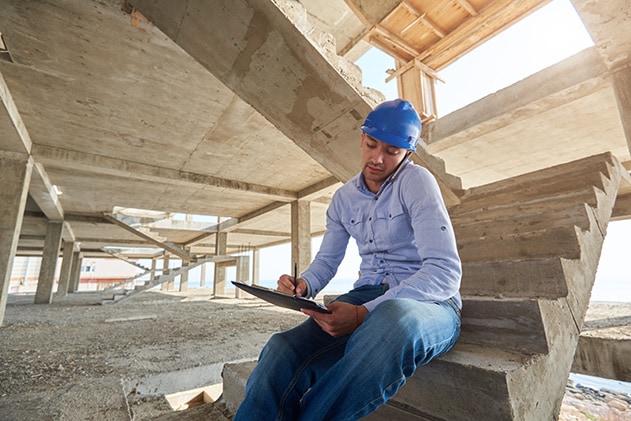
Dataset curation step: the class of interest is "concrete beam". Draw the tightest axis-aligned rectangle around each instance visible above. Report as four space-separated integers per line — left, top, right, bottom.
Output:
32 144 297 202
0 69 31 154
424 48 608 151
132 0 462 199
611 65 631 154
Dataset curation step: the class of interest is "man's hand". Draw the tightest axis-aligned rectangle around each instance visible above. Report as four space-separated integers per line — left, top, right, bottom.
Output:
277 274 308 297
303 302 369 337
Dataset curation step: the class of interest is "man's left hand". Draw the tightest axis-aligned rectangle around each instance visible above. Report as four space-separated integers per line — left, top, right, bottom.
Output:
303 302 368 337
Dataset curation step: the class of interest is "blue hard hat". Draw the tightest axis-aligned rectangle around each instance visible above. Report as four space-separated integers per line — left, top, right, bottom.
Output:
360 99 421 151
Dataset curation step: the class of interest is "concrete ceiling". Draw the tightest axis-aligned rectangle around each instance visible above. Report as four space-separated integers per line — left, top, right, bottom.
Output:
1 0 630 260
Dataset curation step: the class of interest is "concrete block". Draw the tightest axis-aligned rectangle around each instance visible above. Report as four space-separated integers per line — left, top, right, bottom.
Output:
222 360 257 415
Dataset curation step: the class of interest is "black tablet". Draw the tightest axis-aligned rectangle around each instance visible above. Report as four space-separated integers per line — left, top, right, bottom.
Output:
232 281 332 314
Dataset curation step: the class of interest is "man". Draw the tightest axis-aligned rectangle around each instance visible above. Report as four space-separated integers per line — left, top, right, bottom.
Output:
234 99 461 421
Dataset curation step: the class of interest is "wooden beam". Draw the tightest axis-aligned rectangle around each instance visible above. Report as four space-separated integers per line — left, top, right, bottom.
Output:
386 57 444 83
455 0 479 16
401 2 446 38
373 24 420 58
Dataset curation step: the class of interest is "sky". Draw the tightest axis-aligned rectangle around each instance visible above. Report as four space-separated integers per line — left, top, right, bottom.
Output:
253 0 631 301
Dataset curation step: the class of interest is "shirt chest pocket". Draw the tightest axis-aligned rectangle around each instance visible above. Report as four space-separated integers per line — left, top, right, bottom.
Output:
374 202 411 241
345 211 370 243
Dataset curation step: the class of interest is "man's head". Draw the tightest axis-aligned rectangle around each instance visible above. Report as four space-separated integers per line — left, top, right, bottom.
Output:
359 99 421 193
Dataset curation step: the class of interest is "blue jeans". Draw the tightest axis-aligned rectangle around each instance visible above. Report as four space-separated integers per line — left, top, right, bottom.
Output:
233 285 461 421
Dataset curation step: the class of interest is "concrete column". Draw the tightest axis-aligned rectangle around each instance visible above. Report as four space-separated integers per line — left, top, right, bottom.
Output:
161 255 170 291
213 232 227 296
150 257 156 281
34 221 64 304
200 262 207 287
291 201 311 273
234 255 250 298
0 153 32 325
68 252 81 293
179 267 188 292
55 241 75 297
612 65 631 152
252 249 260 286
166 258 178 291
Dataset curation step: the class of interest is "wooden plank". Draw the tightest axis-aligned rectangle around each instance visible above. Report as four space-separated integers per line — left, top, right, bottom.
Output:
401 1 446 38
455 0 479 16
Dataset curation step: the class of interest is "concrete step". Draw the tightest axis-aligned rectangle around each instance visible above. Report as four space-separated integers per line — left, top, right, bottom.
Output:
220 343 539 421
461 258 568 298
454 153 614 206
459 297 548 355
457 225 581 262
367 343 545 421
453 204 591 240
450 188 598 221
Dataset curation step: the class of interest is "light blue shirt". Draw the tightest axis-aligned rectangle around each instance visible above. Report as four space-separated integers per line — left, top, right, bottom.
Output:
302 159 462 312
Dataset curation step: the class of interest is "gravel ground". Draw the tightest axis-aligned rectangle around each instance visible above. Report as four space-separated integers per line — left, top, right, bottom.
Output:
0 289 629 420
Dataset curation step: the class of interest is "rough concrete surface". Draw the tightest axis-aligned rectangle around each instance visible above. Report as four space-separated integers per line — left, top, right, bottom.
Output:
0 289 629 420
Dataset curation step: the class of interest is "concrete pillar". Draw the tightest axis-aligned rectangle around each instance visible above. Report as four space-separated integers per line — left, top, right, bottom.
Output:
161 255 170 291
55 241 75 297
200 262 207 288
179 267 188 292
68 252 81 293
150 257 156 281
166 258 178 291
34 221 63 304
234 255 250 298
213 232 227 296
612 65 631 152
252 249 260 286
291 201 311 273
0 153 32 325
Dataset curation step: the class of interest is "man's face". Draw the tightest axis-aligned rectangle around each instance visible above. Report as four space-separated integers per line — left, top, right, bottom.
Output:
360 133 408 193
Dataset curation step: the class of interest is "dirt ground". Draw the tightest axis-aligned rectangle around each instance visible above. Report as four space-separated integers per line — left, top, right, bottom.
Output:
0 288 629 420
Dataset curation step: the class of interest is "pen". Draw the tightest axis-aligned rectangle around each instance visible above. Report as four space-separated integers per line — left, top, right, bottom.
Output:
293 263 297 297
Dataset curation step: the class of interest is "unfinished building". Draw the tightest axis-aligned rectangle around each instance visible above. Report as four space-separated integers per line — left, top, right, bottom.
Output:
1 0 630 419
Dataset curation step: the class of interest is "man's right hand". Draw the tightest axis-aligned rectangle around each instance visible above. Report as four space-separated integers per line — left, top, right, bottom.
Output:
277 274 308 297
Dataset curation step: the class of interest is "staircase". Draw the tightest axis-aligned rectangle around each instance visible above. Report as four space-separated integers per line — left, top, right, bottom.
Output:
362 152 631 420
101 255 217 305
220 153 630 419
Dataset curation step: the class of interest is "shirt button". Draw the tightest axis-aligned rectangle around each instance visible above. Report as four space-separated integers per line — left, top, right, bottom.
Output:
369 239 373 243
369 217 372 221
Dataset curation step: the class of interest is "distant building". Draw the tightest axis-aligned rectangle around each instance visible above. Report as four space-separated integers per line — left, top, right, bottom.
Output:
9 257 139 293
